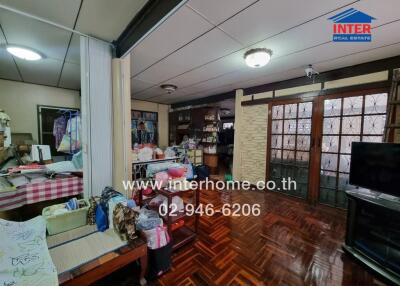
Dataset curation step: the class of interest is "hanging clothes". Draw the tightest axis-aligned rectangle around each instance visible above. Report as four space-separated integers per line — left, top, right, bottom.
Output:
57 113 82 154
66 115 81 143
53 116 67 149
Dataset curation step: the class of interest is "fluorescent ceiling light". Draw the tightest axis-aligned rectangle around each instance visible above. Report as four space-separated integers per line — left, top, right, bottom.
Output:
6 45 42 61
244 48 272 68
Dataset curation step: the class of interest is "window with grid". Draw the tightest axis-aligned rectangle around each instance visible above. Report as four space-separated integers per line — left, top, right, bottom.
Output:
319 93 388 208
269 102 313 199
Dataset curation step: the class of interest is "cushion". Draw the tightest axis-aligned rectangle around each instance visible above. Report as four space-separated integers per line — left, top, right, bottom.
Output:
0 216 58 286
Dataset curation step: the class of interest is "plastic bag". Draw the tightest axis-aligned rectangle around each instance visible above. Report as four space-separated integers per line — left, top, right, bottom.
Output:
183 164 194 180
155 171 169 188
137 208 162 231
142 225 170 249
95 204 108 232
138 147 153 161
139 208 160 219
57 134 80 153
137 217 163 231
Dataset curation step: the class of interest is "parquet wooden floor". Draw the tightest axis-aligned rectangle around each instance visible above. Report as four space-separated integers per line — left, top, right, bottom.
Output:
155 189 388 286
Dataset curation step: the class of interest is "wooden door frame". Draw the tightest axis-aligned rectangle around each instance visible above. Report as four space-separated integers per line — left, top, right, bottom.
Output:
265 87 389 206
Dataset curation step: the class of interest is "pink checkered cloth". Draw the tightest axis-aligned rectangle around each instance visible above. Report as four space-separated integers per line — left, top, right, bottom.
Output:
0 176 83 211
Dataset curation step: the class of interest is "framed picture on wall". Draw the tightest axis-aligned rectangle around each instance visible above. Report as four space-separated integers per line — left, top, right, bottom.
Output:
131 110 158 147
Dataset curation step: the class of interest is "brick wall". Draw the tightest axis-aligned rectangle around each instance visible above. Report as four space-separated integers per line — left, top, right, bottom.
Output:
238 104 268 184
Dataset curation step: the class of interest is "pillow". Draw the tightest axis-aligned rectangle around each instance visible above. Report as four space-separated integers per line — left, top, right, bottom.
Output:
0 216 58 286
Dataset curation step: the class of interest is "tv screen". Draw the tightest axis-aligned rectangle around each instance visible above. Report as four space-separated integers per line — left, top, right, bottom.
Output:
349 142 400 196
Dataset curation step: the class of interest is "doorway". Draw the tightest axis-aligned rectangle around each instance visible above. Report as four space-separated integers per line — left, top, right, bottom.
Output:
266 89 388 208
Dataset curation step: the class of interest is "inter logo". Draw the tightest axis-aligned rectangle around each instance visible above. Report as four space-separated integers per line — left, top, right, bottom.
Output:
328 8 376 42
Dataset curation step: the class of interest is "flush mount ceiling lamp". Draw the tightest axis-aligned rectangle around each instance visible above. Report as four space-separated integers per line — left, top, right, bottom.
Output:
160 84 178 94
244 48 272 68
6 45 43 61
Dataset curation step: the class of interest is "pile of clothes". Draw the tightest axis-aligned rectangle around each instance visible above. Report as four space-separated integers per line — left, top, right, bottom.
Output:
90 187 136 236
90 187 170 247
90 187 172 280
44 197 87 216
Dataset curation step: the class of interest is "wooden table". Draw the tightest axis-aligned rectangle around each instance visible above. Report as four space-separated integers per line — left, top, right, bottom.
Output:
0 176 83 211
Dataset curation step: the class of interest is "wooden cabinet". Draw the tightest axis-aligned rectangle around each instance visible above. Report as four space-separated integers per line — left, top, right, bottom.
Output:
344 189 400 285
169 106 220 174
169 107 208 145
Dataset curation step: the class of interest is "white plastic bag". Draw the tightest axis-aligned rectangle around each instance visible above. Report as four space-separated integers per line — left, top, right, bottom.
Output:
138 147 153 161
57 134 80 153
142 225 170 249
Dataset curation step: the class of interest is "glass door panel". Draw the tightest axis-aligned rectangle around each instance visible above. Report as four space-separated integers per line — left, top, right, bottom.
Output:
269 101 313 199
319 93 388 208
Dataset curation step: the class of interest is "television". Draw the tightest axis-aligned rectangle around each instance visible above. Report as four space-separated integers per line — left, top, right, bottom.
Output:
349 142 400 197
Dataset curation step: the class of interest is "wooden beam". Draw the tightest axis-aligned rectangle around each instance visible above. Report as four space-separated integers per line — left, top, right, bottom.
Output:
114 0 185 57
243 55 400 96
242 81 390 106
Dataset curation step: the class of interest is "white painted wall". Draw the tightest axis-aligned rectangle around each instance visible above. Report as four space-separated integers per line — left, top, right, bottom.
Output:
0 79 80 142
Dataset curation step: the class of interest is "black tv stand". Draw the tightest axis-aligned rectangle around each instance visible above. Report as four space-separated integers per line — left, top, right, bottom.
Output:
344 188 400 285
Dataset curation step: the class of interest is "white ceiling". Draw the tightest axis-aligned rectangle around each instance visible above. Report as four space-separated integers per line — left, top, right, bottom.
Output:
130 0 400 104
0 0 149 90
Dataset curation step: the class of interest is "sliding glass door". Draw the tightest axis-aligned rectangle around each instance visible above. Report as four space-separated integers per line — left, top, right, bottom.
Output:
318 92 387 208
267 90 388 208
268 100 314 199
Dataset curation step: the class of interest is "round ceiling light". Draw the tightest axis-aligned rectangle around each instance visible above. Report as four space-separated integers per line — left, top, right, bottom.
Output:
244 48 272 68
160 84 178 94
6 45 42 61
